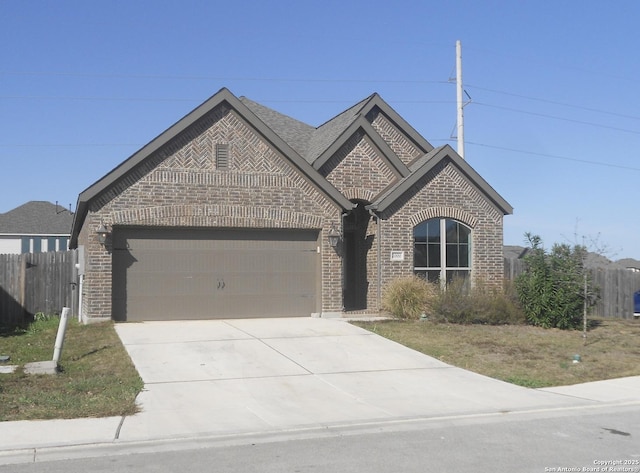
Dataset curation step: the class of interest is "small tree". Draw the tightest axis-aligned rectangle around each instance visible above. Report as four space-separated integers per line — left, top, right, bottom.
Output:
516 233 596 329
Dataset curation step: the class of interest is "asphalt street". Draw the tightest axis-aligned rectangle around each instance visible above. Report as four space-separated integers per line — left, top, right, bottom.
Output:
1 404 639 473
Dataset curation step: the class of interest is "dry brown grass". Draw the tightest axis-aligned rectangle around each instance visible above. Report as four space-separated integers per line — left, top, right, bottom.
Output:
353 317 640 388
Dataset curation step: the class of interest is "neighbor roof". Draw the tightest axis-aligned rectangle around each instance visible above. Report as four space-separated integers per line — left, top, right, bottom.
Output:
0 201 74 234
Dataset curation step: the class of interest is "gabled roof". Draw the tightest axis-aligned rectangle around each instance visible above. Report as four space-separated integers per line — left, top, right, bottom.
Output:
239 97 315 158
0 201 73 234
368 145 513 216
312 115 411 177
70 88 512 247
305 95 374 164
70 88 355 247
239 92 433 173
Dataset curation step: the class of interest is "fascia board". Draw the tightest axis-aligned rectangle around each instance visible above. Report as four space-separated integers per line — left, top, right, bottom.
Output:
71 88 236 247
370 145 513 216
361 95 434 154
70 88 354 247
313 116 411 178
76 88 237 204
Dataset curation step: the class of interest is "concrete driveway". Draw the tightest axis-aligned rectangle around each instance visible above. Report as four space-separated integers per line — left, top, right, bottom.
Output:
114 317 596 442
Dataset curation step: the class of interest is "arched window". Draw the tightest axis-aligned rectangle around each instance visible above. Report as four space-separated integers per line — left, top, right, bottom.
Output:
413 218 471 284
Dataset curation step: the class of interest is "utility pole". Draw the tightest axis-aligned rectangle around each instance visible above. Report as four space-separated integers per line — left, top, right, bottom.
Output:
456 40 465 159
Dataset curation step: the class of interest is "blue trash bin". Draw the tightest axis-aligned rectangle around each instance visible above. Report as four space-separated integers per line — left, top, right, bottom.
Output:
635 290 640 316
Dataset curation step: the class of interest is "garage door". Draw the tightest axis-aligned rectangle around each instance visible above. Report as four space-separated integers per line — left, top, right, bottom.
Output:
112 227 319 321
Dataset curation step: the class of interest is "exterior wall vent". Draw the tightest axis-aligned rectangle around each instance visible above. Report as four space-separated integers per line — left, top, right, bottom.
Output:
215 143 230 169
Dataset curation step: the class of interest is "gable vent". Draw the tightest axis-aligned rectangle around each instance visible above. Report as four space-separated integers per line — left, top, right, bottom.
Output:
215 143 230 169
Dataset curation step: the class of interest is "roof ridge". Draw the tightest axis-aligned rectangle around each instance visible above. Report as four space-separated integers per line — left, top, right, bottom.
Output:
315 93 377 129
304 94 379 164
238 96 314 128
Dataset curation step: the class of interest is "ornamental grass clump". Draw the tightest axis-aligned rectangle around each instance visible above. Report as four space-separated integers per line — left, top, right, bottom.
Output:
382 276 438 320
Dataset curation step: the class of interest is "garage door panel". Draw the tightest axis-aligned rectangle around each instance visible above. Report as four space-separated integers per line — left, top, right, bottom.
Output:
112 228 319 321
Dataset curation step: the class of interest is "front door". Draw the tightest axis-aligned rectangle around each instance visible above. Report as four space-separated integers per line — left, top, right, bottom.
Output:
343 202 373 311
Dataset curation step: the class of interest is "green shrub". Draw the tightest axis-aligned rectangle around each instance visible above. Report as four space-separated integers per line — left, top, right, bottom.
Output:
515 233 595 329
382 276 438 320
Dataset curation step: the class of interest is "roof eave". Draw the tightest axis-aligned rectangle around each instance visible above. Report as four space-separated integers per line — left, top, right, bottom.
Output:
312 116 411 177
70 88 354 246
362 94 434 154
370 145 513 216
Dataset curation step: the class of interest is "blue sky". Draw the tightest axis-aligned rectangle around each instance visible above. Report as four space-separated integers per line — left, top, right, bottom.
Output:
2 1 639 259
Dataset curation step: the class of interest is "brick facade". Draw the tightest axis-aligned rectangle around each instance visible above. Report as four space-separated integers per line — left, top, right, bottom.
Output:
72 88 511 321
79 105 343 320
379 161 505 294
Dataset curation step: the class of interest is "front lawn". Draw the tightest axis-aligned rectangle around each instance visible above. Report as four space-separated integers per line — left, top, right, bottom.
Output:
0 317 142 422
353 317 640 388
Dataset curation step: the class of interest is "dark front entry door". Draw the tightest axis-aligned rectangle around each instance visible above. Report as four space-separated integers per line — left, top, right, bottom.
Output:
343 202 373 311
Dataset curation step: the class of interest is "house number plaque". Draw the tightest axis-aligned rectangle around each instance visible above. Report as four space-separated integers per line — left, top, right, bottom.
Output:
390 251 405 261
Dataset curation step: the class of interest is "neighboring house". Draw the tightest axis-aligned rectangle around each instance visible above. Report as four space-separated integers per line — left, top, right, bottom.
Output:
70 88 512 323
0 201 73 254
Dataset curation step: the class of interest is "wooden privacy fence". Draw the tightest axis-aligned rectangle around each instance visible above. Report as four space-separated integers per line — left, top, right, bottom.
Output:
0 250 78 329
504 257 640 319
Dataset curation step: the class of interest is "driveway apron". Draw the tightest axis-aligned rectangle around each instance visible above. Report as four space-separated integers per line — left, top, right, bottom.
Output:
114 318 595 442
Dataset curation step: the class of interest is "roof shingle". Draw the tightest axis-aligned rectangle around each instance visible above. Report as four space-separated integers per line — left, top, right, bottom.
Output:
0 201 74 234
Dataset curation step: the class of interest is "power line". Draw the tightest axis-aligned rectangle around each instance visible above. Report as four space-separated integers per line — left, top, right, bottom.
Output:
466 84 640 122
3 69 638 128
0 95 198 103
473 102 640 136
0 95 454 105
0 143 140 148
0 70 450 85
466 141 640 172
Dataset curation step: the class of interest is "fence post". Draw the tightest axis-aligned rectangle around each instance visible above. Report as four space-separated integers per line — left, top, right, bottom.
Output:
19 254 27 323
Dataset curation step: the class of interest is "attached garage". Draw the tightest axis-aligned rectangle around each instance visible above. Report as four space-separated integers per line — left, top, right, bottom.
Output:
112 227 320 321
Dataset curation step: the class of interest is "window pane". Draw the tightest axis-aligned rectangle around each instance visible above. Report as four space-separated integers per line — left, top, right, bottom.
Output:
427 243 440 267
446 270 470 286
59 238 69 251
446 243 459 267
21 237 30 253
445 219 458 243
48 237 56 252
33 238 41 253
459 225 470 244
414 244 427 267
426 220 440 243
413 221 427 243
459 244 469 268
426 270 440 284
